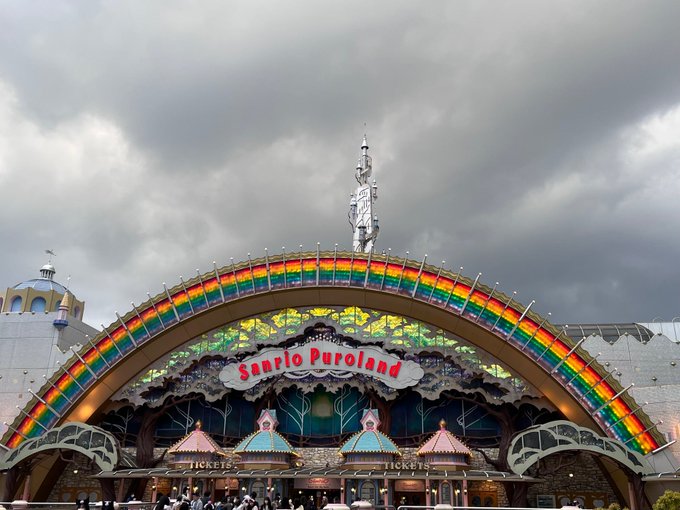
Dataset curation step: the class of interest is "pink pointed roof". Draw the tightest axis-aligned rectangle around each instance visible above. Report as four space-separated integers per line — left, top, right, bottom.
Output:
417 420 471 457
168 421 226 456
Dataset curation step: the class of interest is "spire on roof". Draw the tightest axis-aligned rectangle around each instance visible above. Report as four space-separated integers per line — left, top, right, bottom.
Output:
257 409 279 431
348 135 379 253
360 409 381 431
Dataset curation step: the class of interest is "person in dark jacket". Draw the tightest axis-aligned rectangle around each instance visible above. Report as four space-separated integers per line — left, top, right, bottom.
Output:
156 492 171 510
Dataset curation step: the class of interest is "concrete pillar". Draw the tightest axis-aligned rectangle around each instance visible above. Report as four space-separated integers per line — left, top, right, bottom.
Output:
340 478 346 504
152 477 158 503
383 479 389 507
21 473 31 501
627 480 638 510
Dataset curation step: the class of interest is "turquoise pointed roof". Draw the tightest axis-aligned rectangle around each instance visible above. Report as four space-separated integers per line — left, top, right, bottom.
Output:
339 409 401 455
233 410 299 457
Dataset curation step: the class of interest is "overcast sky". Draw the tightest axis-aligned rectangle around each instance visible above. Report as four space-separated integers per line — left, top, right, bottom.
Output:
1 1 680 329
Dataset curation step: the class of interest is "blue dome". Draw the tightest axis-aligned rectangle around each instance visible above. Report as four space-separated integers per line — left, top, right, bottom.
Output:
339 430 400 454
234 430 298 456
14 278 67 294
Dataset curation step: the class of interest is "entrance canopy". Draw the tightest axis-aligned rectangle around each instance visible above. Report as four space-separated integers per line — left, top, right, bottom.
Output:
2 250 663 455
91 466 536 483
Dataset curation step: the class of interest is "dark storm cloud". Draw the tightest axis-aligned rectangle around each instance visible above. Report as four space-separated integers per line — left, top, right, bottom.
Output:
1 1 680 328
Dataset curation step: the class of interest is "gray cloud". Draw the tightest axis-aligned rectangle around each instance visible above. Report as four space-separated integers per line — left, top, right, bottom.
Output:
1 0 680 328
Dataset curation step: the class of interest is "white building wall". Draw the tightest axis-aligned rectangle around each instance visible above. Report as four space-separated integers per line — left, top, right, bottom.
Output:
582 328 680 464
0 312 99 436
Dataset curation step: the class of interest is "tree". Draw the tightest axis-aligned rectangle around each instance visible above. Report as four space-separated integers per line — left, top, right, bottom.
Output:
653 490 680 510
443 391 529 506
127 394 197 499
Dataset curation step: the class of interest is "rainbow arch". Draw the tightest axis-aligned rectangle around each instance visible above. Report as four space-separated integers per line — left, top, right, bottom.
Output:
2 251 664 455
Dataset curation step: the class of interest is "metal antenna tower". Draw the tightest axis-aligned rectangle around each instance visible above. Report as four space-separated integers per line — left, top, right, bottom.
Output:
348 135 379 252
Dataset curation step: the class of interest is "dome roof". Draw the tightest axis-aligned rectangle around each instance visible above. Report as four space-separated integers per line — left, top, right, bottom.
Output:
339 429 401 455
168 422 225 455
234 409 299 457
14 278 67 294
417 420 471 457
233 430 299 456
339 408 400 455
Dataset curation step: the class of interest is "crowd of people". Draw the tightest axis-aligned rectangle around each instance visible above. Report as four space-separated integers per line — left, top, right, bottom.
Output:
154 490 332 510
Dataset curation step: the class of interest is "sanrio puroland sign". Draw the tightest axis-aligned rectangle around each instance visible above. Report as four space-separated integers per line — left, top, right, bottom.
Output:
219 340 424 390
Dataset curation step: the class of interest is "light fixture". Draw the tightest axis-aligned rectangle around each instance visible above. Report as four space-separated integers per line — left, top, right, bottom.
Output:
242 488 247 492
73 469 78 475
569 473 574 478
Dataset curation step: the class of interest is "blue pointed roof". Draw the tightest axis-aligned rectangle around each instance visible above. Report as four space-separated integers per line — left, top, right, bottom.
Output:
233 430 299 456
339 409 401 455
233 409 299 457
339 430 401 455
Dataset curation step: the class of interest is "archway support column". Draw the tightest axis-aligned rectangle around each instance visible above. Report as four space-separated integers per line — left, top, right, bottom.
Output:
21 473 30 501
628 480 638 510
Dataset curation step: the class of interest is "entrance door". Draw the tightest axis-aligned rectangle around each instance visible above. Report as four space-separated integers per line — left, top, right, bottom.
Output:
393 493 424 507
468 491 497 507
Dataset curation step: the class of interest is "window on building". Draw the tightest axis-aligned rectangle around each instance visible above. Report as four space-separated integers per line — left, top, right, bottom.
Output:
54 300 61 311
0 296 3 311
30 297 47 312
10 296 22 312
359 481 376 503
73 306 81 319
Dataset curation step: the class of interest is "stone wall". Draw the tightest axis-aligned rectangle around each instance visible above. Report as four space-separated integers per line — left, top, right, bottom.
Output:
48 456 113 503
526 453 620 508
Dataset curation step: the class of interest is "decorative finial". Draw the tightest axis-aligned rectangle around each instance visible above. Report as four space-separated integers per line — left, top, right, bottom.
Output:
40 251 57 280
195 420 202 431
439 419 447 430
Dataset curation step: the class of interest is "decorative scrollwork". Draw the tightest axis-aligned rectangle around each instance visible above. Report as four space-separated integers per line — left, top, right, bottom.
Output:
0 422 121 472
507 420 652 475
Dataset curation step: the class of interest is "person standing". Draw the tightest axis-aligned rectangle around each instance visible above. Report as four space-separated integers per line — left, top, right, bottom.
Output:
156 493 171 510
192 493 204 510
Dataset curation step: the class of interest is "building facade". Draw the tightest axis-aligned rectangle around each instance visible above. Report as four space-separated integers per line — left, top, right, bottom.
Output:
1 142 680 509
